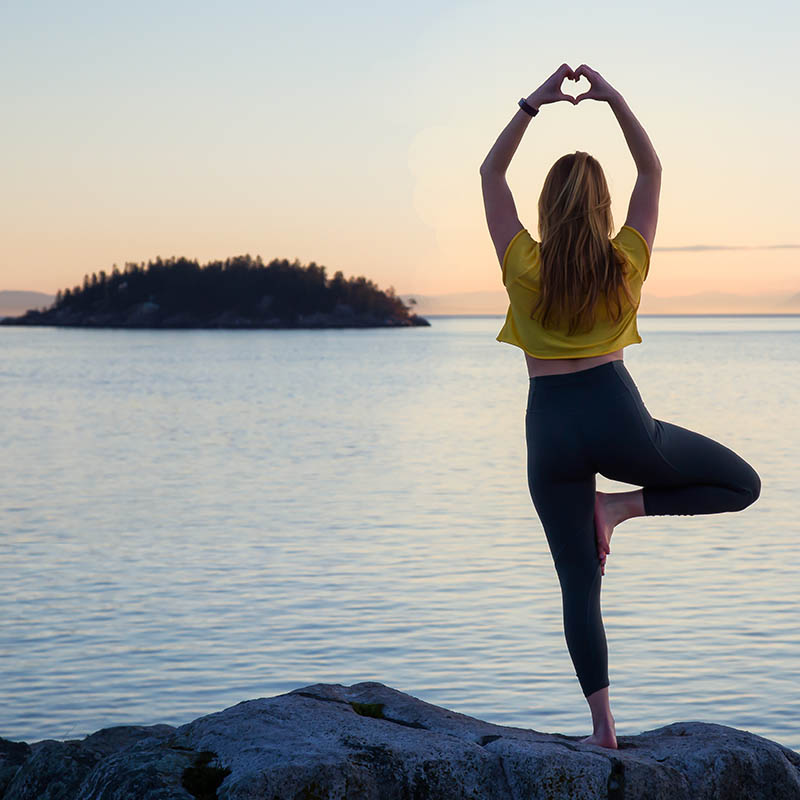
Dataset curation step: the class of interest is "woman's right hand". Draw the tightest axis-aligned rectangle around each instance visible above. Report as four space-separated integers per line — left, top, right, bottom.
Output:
573 65 620 104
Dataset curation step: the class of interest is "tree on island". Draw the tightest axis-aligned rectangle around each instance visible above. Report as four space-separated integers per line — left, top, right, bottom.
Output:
2 254 429 329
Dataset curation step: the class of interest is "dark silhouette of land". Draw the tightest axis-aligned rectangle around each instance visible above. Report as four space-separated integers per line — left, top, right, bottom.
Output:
0 255 429 329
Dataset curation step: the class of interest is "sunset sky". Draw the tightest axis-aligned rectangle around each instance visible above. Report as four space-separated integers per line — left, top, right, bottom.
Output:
1 0 797 301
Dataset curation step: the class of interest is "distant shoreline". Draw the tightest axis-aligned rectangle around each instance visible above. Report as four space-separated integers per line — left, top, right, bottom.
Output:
0 310 431 329
4 311 800 326
4 288 800 322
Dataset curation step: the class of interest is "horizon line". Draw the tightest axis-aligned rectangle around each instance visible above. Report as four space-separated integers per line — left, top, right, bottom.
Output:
654 243 800 252
420 312 800 318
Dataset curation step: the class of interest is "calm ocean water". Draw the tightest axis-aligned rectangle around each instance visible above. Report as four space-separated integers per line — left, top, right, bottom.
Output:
1 316 798 750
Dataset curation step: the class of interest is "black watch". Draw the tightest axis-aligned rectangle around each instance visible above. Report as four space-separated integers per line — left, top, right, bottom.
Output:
518 97 539 117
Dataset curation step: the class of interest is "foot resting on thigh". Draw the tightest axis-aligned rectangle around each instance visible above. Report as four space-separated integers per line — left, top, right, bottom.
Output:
594 489 645 575
593 491 615 575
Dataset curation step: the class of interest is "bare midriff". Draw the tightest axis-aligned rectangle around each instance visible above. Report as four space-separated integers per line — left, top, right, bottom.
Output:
524 348 624 378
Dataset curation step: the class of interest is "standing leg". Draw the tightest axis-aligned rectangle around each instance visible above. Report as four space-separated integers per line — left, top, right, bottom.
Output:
526 410 617 746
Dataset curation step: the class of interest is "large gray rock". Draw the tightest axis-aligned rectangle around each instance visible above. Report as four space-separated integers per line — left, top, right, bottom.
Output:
1 681 798 799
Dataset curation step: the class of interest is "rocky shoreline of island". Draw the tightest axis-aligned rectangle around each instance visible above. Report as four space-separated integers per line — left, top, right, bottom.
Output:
0 300 429 329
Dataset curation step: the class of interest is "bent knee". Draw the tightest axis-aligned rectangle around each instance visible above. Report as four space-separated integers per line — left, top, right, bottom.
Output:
737 466 761 509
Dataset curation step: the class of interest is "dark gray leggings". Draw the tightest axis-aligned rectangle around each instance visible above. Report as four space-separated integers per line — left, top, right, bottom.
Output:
525 359 761 698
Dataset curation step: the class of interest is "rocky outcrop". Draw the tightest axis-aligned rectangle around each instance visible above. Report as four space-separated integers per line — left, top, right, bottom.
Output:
2 681 799 799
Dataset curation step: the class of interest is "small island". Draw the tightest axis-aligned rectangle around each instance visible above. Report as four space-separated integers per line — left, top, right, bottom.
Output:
0 255 429 329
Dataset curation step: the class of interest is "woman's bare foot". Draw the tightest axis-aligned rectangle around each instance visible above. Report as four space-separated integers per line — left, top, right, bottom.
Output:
582 686 618 748
593 489 645 574
581 723 618 749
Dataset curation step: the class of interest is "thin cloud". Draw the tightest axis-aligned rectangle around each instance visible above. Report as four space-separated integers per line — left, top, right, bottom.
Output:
655 243 800 252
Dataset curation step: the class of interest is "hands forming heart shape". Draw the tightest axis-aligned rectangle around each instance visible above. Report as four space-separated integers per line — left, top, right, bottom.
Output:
527 63 619 108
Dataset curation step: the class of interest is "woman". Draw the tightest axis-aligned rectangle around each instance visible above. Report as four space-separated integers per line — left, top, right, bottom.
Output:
479 64 761 749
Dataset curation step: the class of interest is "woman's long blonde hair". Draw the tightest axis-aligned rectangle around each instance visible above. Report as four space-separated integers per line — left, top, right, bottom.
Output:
532 151 636 336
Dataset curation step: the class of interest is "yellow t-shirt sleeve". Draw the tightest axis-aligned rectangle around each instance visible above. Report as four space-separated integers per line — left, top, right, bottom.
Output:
613 225 651 282
501 228 538 287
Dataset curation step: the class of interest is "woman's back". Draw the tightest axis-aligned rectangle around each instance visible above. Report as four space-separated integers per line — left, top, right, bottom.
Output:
497 223 652 376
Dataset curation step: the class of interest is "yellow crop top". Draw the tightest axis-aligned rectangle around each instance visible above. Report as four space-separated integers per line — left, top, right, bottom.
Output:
496 225 651 359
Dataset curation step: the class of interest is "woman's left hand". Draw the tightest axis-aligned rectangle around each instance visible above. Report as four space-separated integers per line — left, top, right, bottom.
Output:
526 63 579 108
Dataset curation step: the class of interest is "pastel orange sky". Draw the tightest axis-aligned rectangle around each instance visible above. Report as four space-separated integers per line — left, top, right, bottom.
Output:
1 1 797 300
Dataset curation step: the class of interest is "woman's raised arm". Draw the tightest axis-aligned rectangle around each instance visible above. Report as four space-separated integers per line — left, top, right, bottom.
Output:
574 65 662 253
